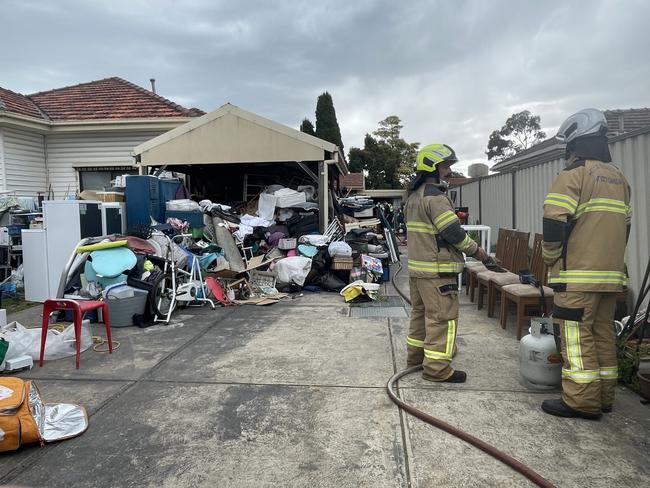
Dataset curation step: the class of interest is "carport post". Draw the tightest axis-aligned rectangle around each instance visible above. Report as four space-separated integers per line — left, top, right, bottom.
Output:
318 160 329 233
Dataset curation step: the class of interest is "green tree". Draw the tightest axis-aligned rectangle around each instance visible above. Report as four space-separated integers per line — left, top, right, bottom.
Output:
373 116 419 187
347 116 419 189
315 92 344 150
299 118 315 136
486 110 546 162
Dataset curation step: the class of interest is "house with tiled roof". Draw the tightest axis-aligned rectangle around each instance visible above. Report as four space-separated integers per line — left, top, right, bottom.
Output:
0 77 203 197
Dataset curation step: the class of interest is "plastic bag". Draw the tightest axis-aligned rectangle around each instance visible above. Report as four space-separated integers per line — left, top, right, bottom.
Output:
0 321 92 363
165 199 201 211
274 257 312 286
257 193 277 221
328 241 352 257
298 234 329 247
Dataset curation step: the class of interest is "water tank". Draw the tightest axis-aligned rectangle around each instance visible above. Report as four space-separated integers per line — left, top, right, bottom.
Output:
519 317 562 389
468 163 489 178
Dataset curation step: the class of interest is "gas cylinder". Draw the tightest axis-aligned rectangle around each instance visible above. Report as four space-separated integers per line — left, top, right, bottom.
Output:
519 317 562 390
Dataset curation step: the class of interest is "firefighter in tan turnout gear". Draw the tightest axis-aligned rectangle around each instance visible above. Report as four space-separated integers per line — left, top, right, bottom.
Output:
406 144 488 383
541 108 632 419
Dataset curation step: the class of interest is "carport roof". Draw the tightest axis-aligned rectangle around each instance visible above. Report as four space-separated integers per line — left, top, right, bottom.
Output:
133 103 348 174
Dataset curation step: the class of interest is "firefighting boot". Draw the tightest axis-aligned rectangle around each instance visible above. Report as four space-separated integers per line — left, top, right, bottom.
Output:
541 399 602 420
422 370 467 383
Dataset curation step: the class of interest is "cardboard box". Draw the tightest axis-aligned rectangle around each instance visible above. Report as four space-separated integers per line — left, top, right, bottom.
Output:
96 191 125 202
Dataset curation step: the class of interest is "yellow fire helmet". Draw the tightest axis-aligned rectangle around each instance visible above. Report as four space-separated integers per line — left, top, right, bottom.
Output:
416 144 458 172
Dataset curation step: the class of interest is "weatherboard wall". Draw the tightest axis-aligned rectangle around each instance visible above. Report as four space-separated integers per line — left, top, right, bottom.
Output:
1 127 47 196
46 130 163 197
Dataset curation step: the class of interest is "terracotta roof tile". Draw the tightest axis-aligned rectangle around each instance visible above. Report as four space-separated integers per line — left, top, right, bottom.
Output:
26 77 205 121
0 86 47 120
605 108 650 136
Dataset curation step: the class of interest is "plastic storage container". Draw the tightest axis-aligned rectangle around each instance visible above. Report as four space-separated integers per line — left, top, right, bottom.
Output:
5 224 28 236
106 288 149 327
278 238 297 250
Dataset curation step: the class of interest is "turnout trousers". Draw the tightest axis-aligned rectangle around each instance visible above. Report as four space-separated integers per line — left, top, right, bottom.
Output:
554 292 618 414
406 277 459 380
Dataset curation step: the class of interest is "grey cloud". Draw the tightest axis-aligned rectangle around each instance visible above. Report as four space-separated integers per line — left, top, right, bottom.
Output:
2 0 649 173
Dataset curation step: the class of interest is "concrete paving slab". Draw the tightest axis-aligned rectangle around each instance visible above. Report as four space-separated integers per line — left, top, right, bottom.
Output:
17 307 232 381
390 298 539 393
8 382 408 488
6 303 42 327
0 379 130 479
401 387 650 488
151 305 394 387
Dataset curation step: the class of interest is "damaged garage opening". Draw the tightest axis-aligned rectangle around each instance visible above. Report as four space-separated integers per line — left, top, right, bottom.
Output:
132 103 349 232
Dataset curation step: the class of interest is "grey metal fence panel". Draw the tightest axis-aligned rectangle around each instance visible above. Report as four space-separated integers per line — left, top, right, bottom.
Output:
458 129 649 297
514 158 565 236
459 180 480 224
610 132 650 300
480 173 514 246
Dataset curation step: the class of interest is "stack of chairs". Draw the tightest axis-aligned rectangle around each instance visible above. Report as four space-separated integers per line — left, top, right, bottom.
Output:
476 230 530 317
465 228 510 302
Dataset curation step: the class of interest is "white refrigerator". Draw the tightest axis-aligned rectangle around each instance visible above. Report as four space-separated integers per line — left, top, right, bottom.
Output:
22 229 49 303
22 201 103 302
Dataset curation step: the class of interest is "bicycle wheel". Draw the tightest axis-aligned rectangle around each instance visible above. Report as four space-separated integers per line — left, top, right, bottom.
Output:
151 272 176 319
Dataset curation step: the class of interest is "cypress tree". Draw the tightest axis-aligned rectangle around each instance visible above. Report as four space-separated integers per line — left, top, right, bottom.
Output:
315 92 344 151
300 118 316 136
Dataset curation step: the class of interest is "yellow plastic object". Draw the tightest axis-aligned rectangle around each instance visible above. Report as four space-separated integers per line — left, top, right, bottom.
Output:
143 260 154 272
341 285 365 303
76 240 128 254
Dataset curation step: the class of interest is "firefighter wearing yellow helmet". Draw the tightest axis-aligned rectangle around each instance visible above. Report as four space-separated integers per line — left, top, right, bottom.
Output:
405 144 488 383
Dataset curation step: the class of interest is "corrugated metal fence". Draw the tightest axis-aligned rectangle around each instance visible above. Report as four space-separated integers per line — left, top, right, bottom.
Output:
458 129 650 299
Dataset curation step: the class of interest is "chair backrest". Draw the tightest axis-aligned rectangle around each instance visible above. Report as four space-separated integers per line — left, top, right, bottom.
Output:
505 230 530 272
494 228 513 264
510 231 530 273
530 233 549 285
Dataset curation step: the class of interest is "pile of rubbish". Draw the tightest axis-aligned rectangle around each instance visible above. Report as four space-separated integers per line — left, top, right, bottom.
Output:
54 184 398 327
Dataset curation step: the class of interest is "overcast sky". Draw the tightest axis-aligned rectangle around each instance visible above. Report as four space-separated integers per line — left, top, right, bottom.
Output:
2 0 649 173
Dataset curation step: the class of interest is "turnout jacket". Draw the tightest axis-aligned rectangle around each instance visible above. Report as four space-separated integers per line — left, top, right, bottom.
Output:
542 158 632 292
406 181 478 278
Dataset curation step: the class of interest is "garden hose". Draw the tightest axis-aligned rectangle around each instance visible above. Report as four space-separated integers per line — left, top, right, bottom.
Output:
92 336 120 353
50 323 120 352
388 262 556 488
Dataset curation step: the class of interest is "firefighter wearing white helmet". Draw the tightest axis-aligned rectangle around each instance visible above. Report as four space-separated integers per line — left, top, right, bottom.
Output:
405 143 488 383
541 108 632 419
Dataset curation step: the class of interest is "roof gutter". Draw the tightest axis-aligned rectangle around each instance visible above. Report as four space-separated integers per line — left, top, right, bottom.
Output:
0 112 192 133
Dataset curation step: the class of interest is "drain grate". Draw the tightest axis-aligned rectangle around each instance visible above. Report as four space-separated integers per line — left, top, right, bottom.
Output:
350 307 408 318
349 296 405 308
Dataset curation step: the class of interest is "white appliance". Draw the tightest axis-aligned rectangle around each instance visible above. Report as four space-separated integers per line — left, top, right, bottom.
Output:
0 227 9 246
22 229 50 302
40 201 102 301
101 203 126 235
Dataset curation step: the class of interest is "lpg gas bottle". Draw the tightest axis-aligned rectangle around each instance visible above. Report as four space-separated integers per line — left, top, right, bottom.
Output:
519 317 562 390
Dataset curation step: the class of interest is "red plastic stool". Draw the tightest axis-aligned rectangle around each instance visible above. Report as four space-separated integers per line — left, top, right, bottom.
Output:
40 299 113 369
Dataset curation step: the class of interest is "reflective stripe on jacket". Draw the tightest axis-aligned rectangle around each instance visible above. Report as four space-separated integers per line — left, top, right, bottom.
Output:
542 159 631 292
405 180 478 278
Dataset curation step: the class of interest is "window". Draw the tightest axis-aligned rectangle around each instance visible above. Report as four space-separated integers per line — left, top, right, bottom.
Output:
78 168 138 191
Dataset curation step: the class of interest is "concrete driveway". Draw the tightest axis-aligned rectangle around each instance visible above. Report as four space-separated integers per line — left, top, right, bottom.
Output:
1 259 648 487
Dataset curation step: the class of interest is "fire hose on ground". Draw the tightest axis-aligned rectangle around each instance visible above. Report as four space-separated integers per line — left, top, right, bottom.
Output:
387 261 556 488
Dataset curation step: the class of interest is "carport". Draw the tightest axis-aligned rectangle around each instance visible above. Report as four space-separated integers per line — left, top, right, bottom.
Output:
132 103 348 231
